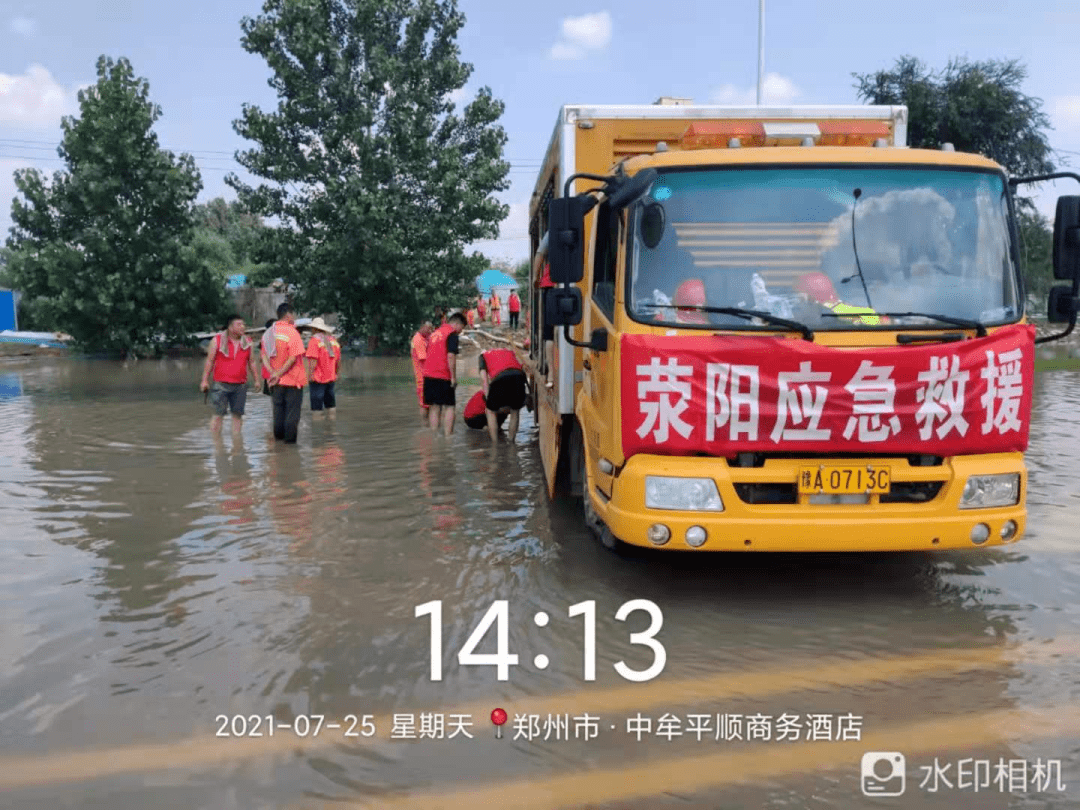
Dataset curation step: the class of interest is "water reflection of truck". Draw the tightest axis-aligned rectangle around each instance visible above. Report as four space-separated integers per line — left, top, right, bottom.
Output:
523 101 1079 552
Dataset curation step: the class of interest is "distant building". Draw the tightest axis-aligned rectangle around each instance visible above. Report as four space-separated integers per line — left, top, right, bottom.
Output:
476 269 519 310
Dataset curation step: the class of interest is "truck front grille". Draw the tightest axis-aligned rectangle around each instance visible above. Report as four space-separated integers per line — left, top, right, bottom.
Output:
733 481 944 505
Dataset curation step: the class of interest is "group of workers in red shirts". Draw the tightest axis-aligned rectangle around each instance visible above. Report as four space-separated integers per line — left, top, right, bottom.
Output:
201 296 527 446
465 290 521 329
411 309 527 441
199 302 342 444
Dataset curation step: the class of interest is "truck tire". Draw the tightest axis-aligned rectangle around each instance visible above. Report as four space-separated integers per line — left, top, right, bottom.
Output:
572 422 620 551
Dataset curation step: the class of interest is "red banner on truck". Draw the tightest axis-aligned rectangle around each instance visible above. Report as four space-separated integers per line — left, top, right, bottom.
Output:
619 324 1035 457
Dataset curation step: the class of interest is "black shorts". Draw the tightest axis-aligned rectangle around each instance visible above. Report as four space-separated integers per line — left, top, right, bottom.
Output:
542 288 555 340
309 380 336 410
487 370 526 412
210 381 247 416
423 377 456 407
465 409 507 430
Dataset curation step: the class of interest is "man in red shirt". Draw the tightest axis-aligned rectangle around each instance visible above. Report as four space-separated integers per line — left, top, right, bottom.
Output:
422 311 466 435
304 317 341 420
200 314 260 435
463 389 508 431
262 302 308 444
534 244 556 388
507 289 521 329
478 347 526 442
410 321 433 419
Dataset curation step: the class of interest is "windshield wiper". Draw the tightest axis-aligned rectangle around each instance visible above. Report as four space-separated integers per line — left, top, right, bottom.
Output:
642 303 814 340
821 310 987 337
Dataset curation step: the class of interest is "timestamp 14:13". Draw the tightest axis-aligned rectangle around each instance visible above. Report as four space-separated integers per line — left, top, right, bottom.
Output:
414 600 666 682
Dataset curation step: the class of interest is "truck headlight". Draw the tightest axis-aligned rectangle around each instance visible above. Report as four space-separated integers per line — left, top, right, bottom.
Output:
959 474 1020 509
645 476 724 511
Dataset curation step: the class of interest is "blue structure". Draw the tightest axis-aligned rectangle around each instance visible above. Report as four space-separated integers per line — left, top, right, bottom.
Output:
226 274 247 289
475 269 518 295
0 290 16 332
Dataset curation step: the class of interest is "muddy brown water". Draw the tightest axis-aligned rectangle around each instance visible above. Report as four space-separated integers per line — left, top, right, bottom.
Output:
0 357 1077 809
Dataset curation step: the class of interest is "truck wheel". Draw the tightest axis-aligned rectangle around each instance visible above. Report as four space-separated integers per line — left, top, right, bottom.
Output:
574 426 620 551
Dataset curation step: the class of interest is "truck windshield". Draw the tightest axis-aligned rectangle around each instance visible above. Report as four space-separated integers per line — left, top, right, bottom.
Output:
628 166 1020 331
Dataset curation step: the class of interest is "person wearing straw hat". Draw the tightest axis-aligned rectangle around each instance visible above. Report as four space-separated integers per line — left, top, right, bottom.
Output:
304 317 341 419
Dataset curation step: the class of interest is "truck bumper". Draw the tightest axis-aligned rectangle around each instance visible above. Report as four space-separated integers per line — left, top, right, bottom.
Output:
592 453 1026 552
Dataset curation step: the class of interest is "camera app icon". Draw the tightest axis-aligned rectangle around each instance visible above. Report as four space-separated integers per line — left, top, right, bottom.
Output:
861 751 906 797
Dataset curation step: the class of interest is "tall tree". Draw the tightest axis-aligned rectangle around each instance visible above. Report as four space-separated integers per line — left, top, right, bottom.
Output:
227 0 510 348
854 55 1058 299
4 56 229 354
192 197 275 285
853 56 1056 178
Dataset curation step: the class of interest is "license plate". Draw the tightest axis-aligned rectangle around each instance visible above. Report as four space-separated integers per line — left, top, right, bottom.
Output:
799 465 890 495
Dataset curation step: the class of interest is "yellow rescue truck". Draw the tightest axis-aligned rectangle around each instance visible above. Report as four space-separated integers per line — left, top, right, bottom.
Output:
523 100 1080 552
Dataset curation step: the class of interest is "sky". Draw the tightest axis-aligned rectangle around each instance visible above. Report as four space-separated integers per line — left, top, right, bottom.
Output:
2 0 1079 266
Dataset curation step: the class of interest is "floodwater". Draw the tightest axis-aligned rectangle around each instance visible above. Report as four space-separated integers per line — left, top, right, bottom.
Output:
0 356 1078 810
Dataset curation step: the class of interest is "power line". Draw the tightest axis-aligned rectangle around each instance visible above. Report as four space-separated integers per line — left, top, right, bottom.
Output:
0 137 545 164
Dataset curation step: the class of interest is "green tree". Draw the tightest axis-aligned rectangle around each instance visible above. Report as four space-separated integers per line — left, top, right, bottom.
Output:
4 56 230 355
192 197 275 285
1017 208 1054 302
854 55 1058 299
512 258 529 286
853 56 1055 177
227 0 510 349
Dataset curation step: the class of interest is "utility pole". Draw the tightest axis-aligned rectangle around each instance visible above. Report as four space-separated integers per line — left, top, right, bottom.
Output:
756 0 765 105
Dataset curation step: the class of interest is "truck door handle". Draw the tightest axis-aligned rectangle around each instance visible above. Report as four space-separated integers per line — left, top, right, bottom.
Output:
583 358 591 370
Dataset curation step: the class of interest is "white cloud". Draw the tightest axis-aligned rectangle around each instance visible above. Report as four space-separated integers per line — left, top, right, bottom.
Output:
710 73 800 106
0 64 81 130
549 42 583 61
549 11 611 61
1050 96 1080 135
9 16 36 37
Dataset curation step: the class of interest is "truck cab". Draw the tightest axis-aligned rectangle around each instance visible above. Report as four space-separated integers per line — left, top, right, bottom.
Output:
525 104 1080 553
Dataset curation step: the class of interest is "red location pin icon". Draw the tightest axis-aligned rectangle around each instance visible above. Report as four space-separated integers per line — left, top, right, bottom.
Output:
491 708 507 739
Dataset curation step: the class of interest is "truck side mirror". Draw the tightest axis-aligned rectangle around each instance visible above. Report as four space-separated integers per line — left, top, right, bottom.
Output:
1053 196 1080 280
589 327 609 352
546 286 583 326
548 196 590 284
1047 285 1080 324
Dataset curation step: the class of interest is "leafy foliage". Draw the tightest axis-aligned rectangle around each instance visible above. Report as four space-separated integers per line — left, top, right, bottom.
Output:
1017 208 1054 301
227 0 510 349
512 258 529 286
854 55 1059 301
3 56 229 354
192 197 276 286
853 56 1056 178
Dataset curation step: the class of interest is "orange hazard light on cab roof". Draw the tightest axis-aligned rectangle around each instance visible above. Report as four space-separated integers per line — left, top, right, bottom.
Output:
817 120 892 146
681 119 892 149
681 121 766 149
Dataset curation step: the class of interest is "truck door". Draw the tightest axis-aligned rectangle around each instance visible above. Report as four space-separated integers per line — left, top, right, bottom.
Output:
582 201 622 499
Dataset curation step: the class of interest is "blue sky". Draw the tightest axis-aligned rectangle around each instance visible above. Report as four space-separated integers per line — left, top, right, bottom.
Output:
2 0 1079 265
